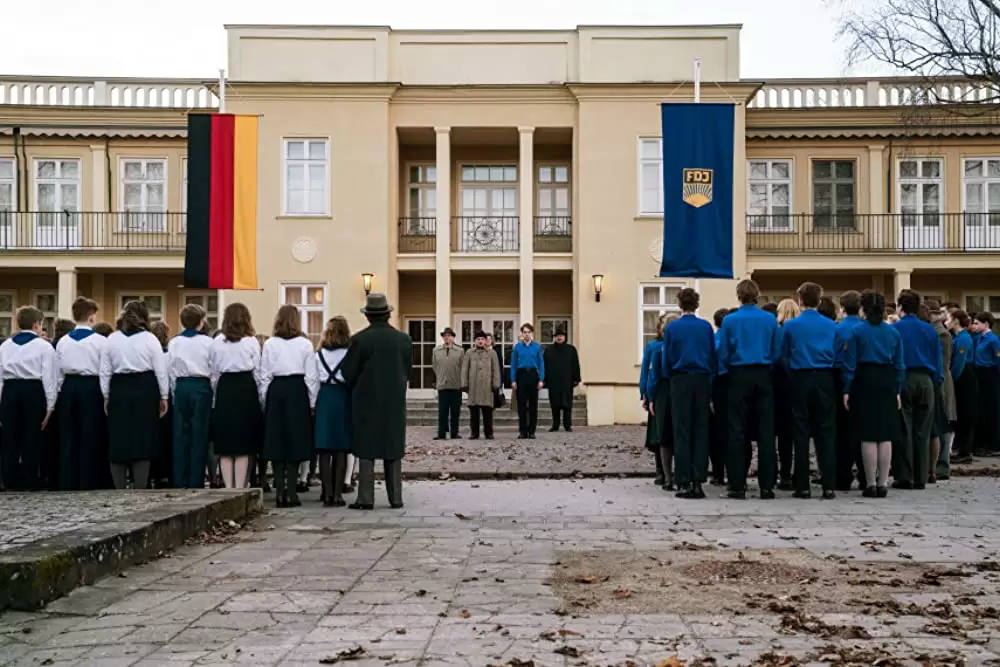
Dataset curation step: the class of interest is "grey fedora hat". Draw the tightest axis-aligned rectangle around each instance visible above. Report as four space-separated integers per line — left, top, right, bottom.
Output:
360 292 394 315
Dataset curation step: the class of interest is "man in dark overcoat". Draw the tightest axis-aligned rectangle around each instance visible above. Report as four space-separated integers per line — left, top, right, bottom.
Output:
340 293 413 510
542 327 581 431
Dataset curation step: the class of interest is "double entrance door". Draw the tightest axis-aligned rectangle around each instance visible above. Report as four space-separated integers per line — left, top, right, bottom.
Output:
456 315 517 390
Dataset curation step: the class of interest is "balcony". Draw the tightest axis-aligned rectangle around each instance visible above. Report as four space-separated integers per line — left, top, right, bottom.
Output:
748 76 996 109
746 213 1000 254
451 216 519 253
0 211 186 252
0 75 217 108
533 216 572 253
398 217 436 253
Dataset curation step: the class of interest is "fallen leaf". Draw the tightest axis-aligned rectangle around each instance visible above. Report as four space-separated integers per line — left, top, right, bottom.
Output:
455 513 471 520
574 574 598 584
318 646 366 664
657 658 685 667
459 609 471 618
613 588 632 599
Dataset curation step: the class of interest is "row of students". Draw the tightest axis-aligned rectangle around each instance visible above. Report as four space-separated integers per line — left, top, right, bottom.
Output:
637 279 999 500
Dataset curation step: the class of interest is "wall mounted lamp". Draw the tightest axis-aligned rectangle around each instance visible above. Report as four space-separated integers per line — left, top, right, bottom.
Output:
592 274 604 302
362 273 374 295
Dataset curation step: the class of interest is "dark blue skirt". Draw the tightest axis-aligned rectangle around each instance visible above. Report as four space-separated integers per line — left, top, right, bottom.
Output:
315 383 352 452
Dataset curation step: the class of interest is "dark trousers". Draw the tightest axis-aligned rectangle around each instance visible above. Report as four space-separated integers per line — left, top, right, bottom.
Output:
727 366 775 492
437 389 462 438
789 369 836 492
834 374 866 490
0 379 47 491
515 368 540 436
974 366 999 453
670 373 711 486
58 375 104 490
709 375 728 481
897 370 935 485
954 364 979 458
550 402 572 430
172 377 213 489
356 458 402 506
469 406 494 438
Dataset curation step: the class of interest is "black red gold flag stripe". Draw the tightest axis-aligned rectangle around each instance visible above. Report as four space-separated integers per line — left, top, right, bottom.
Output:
184 113 258 290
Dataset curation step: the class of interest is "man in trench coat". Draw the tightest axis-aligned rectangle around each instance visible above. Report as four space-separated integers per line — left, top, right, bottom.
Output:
340 293 413 509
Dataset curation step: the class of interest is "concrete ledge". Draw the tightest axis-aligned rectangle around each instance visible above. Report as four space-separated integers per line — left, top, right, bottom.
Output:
0 489 261 611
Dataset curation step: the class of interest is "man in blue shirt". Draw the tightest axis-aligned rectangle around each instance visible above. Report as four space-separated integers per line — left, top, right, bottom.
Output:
718 280 780 500
780 282 839 499
972 311 1000 455
661 288 715 499
510 323 544 439
833 291 866 491
892 289 943 490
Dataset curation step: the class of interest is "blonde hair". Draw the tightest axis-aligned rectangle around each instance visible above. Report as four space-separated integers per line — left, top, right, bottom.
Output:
776 298 800 325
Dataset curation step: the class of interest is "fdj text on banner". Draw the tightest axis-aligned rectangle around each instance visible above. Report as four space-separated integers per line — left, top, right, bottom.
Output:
658 103 735 280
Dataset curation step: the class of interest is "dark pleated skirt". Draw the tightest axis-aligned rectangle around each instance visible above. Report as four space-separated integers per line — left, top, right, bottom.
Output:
262 375 312 463
850 364 901 443
644 404 658 451
213 371 263 456
653 379 673 449
108 371 161 463
315 383 352 452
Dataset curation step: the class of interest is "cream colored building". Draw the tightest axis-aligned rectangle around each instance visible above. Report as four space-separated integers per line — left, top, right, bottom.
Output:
2 24 999 425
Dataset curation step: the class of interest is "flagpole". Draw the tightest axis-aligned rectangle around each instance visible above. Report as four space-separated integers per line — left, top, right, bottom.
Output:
216 67 227 320
693 58 701 300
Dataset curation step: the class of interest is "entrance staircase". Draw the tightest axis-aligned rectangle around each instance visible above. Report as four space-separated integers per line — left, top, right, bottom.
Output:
406 395 588 431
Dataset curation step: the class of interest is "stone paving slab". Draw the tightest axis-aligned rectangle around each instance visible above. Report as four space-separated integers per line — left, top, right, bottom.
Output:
1 478 999 665
0 490 261 612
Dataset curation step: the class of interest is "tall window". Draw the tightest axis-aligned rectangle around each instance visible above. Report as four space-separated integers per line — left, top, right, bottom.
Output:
119 293 164 324
536 165 571 236
0 159 13 245
406 165 436 235
812 160 855 229
898 158 942 225
966 294 1000 334
283 139 329 216
120 159 167 231
32 292 57 338
406 319 437 390
281 284 326 346
35 159 80 246
639 284 682 355
538 317 571 347
0 292 13 337
747 159 792 230
964 158 1000 227
639 138 663 215
181 292 219 332
458 165 518 252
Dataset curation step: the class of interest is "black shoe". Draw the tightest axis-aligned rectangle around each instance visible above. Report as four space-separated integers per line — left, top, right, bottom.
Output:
892 480 913 490
296 482 309 494
777 479 794 491
518 433 527 439
275 495 287 508
324 498 346 507
348 502 374 510
726 489 746 500
822 489 836 500
862 486 877 498
287 496 302 507
390 502 404 509
549 426 559 432
451 434 462 440
565 427 573 432
433 435 446 440
663 481 676 491
913 483 926 490
793 490 811 499
528 433 536 439
261 481 272 493
710 476 726 487
760 489 775 500
485 435 494 440
469 435 479 440
675 484 691 498
691 484 706 499
876 486 888 498
654 474 665 486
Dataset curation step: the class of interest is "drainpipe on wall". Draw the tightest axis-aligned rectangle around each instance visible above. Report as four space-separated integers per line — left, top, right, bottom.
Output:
104 138 112 211
15 128 27 211
885 139 894 214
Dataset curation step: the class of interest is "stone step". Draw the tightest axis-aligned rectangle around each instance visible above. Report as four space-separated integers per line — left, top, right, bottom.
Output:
407 410 587 422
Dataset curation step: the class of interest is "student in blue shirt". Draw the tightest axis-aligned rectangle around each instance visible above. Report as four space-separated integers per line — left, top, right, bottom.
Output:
947 309 978 463
510 323 544 439
891 289 942 490
842 290 905 499
832 291 866 492
718 280 780 500
639 315 666 486
779 282 839 499
708 308 733 487
971 311 1000 455
661 288 715 499
647 314 678 491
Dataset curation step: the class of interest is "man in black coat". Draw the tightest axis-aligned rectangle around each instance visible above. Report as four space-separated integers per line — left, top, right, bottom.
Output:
340 293 413 510
542 327 581 431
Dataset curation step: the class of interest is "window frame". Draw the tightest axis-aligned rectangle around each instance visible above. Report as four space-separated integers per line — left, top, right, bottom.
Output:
0 156 14 213
405 162 437 235
537 316 572 347
637 137 664 217
30 290 58 338
180 291 220 332
964 292 1000 334
116 292 166 324
0 290 15 337
961 156 1000 227
457 162 518 217
811 159 857 230
119 157 168 232
281 138 331 217
746 158 794 231
637 282 684 362
34 158 81 211
896 157 944 227
279 283 327 346
535 162 571 216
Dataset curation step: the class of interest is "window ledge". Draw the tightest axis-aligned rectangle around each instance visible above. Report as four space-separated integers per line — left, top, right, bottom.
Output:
635 214 664 221
276 215 334 221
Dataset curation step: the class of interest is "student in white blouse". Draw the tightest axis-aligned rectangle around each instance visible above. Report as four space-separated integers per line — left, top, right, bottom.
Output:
211 303 264 489
55 297 107 490
100 300 169 490
260 305 319 507
0 306 59 490
308 316 353 507
167 304 215 489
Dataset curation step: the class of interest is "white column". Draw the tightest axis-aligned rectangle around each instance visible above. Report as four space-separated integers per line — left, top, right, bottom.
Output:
518 127 535 328
434 127 452 332
57 267 77 319
893 269 912 298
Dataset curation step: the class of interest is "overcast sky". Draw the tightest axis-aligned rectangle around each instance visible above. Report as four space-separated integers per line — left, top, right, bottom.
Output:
1 0 863 80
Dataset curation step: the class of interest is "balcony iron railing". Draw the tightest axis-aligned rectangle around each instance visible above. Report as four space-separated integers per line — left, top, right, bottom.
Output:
452 216 519 253
533 216 572 252
746 213 1000 253
397 217 436 253
0 211 186 252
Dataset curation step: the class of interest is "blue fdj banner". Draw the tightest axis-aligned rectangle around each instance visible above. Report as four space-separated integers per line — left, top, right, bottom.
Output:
658 103 735 279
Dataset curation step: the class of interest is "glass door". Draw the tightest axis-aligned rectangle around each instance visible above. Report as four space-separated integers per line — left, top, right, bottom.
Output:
35 159 81 248
456 315 517 391
406 318 437 397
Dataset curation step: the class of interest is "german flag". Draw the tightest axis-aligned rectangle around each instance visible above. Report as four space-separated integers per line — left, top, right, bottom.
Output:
184 113 258 290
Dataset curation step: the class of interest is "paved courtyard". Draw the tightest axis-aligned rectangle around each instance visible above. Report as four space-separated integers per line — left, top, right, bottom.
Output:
2 478 1000 666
